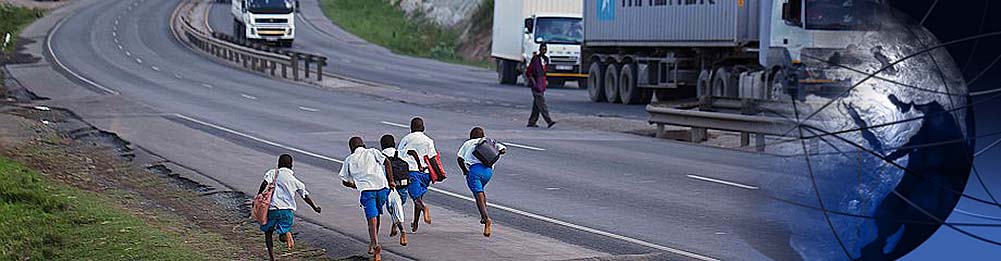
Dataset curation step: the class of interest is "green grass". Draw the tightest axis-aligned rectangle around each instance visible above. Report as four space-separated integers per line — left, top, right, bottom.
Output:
320 0 493 68
0 158 209 260
1 4 45 53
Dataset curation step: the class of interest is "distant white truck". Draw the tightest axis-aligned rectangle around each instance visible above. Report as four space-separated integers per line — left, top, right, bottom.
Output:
231 0 297 47
491 0 586 88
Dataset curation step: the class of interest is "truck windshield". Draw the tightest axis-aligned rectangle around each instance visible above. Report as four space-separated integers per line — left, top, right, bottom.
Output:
534 17 583 45
248 0 293 14
805 0 879 30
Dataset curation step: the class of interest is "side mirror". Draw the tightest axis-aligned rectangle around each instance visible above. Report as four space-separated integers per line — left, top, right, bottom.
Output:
241 0 247 12
524 18 534 34
295 0 300 13
781 0 802 26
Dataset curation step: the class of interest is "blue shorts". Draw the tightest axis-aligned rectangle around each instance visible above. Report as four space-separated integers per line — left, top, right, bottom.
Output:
407 171 431 199
260 209 294 234
360 188 389 219
466 164 493 194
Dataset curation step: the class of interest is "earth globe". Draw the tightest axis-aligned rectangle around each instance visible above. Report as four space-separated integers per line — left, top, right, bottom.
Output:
752 1 975 260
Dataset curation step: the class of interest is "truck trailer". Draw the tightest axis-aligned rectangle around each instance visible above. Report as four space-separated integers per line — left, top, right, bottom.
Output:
231 0 297 47
492 0 587 88
583 0 878 104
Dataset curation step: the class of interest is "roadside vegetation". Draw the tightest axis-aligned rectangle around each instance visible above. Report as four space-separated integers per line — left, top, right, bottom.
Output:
320 0 493 68
0 3 44 53
0 158 209 260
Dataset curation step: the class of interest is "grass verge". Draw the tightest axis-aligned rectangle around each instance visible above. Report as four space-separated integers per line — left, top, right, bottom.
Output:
319 0 493 68
1 3 45 53
0 158 212 260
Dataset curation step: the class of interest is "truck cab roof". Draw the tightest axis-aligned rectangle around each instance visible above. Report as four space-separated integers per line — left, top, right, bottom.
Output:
532 13 583 19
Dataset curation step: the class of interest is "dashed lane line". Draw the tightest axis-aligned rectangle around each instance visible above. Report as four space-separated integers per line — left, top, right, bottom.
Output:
240 93 258 100
686 174 759 190
171 113 717 261
379 121 410 128
298 106 319 112
46 17 120 95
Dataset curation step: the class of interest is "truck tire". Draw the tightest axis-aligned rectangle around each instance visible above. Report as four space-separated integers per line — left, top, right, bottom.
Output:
498 60 518 85
696 69 711 98
604 63 621 103
619 63 646 104
712 67 735 98
587 62 606 102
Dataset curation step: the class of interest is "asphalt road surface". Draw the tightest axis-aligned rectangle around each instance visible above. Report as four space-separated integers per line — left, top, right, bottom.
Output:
16 0 824 259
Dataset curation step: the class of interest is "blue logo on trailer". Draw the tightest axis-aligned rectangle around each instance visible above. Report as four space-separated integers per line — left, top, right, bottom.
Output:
597 0 615 21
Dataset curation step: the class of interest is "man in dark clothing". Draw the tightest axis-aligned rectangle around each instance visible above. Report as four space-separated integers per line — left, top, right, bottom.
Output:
526 43 556 128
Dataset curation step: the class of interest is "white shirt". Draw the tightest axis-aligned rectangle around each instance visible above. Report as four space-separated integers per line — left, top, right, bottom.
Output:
263 168 309 211
397 132 437 172
457 138 507 167
339 147 390 192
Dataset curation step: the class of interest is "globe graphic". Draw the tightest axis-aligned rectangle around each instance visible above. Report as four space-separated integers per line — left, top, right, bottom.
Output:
753 3 975 260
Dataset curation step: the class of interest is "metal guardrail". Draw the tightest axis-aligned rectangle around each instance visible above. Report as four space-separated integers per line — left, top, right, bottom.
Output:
647 97 802 151
171 1 326 82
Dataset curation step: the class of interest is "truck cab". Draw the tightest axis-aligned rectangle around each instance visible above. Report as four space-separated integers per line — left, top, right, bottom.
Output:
522 14 585 88
231 0 297 47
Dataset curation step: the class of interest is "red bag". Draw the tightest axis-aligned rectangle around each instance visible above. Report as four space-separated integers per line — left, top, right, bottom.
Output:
424 151 447 183
251 168 279 225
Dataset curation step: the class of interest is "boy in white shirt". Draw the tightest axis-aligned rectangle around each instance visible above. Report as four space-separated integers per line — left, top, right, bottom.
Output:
339 137 396 261
257 154 322 261
396 117 437 232
456 127 506 237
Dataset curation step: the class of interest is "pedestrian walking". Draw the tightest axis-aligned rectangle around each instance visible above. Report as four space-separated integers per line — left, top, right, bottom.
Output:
380 134 409 246
456 127 507 237
525 43 556 128
397 117 437 232
339 137 397 260
257 154 322 261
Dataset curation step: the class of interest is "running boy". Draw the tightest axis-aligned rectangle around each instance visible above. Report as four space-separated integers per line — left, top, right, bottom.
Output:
456 127 506 237
380 134 409 245
397 117 437 232
258 154 322 261
339 137 396 260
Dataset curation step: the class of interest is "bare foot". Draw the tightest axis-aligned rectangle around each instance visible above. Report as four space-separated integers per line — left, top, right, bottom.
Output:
390 223 398 237
285 232 295 249
373 245 382 261
423 206 432 224
400 231 408 246
411 221 419 233
368 244 374 255
483 219 492 237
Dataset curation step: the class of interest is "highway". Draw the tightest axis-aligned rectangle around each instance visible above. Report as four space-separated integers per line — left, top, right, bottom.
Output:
12 0 822 259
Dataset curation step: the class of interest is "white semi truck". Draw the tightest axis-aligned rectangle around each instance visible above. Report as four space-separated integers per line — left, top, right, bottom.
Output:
583 0 877 104
492 0 587 88
231 0 297 47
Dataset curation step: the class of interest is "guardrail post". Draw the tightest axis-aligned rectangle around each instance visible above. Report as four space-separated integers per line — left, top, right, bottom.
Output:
292 54 299 81
316 57 326 81
691 127 707 143
270 59 277 76
754 134 766 152
303 55 311 79
242 53 248 68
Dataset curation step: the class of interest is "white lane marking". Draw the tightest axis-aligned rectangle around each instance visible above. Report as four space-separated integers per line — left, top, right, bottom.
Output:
151 66 160 71
114 38 119 43
240 94 258 100
503 142 546 151
115 20 119 25
297 106 319 112
174 73 183 79
340 58 351 64
117 44 122 49
201 83 213 89
135 58 143 64
171 114 714 261
380 121 410 128
125 51 131 57
112 31 116 37
686 174 759 190
545 187 560 191
46 17 120 95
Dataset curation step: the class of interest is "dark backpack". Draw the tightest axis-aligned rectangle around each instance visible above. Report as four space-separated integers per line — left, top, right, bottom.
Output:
387 152 410 182
473 138 501 167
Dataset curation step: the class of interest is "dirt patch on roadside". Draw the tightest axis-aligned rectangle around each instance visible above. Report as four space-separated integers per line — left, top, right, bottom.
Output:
0 98 330 259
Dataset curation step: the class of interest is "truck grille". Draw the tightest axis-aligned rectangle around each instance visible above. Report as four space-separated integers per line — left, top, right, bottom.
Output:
549 55 577 65
255 18 288 24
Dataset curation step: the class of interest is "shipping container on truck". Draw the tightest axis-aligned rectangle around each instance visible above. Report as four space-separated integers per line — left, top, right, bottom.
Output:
492 0 587 88
582 0 878 105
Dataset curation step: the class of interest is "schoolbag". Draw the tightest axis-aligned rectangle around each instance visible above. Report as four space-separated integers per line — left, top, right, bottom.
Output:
387 151 410 182
473 138 501 167
424 151 447 183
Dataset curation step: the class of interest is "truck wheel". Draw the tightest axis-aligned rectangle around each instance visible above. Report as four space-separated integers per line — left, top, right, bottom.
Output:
696 70 711 98
587 62 606 102
604 63 621 103
712 68 734 98
498 60 518 85
619 63 645 104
